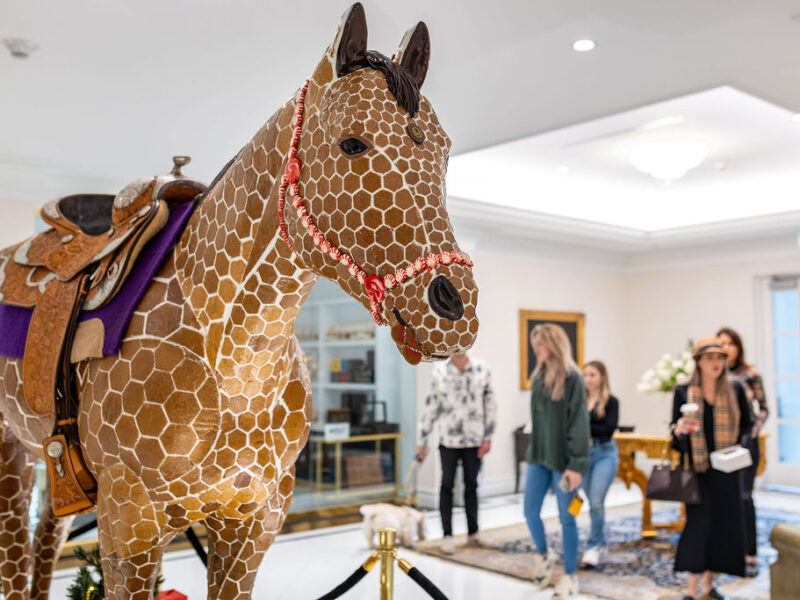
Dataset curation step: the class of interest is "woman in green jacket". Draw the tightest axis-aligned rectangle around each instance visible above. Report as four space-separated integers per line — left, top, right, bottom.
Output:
524 324 590 599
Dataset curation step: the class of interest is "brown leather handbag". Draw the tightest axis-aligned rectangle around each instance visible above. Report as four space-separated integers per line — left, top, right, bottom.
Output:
645 447 701 505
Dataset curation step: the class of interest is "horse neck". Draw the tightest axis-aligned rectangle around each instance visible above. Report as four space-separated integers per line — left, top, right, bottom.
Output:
171 95 318 369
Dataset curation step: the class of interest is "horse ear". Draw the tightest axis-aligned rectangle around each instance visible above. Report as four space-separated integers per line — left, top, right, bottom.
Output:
334 3 368 78
393 22 430 89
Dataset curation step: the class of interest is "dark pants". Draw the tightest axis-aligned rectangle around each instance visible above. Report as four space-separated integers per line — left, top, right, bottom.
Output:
439 446 481 537
742 436 760 557
675 468 746 577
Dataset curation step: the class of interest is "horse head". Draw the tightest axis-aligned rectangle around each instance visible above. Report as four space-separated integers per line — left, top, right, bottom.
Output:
281 3 479 364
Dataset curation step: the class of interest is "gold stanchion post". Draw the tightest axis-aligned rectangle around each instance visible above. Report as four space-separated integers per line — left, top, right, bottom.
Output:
377 528 397 600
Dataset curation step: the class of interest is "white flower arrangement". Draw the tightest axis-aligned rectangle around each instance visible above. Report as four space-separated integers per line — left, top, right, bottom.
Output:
636 341 695 394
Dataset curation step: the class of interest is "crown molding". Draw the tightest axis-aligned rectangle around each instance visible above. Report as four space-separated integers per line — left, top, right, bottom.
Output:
448 196 800 270
448 196 645 251
449 196 800 250
646 210 800 246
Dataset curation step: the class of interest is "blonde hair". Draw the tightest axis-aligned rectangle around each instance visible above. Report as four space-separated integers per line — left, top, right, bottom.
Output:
584 360 610 418
530 323 578 400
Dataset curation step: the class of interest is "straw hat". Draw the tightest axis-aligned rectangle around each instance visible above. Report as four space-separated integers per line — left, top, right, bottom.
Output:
692 336 728 359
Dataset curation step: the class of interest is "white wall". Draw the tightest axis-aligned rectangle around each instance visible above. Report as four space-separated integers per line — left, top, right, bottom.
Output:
0 198 36 248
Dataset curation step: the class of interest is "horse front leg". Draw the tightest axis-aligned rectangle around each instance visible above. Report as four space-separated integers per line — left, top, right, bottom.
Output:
0 425 36 600
31 494 74 600
205 468 297 600
95 465 171 600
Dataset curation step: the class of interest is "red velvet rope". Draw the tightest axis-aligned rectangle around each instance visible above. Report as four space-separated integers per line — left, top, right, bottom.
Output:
278 80 473 325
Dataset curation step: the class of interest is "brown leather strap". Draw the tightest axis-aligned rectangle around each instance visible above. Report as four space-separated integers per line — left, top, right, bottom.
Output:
44 271 98 515
22 275 87 416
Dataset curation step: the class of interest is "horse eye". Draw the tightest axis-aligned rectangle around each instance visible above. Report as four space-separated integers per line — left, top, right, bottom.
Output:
340 138 368 155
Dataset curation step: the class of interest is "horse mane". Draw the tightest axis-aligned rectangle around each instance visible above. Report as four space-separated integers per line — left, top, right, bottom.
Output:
196 151 239 205
360 50 421 117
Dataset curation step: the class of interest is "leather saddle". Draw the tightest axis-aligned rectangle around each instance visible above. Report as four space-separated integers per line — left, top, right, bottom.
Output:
0 156 206 516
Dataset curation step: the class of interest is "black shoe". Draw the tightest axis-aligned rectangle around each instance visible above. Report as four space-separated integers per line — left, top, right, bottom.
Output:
704 588 728 600
682 596 696 600
744 562 759 578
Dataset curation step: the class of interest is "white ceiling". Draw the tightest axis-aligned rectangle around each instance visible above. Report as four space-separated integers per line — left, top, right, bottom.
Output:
448 86 800 231
3 0 800 229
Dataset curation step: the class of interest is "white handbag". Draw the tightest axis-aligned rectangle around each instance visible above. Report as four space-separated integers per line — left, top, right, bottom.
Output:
709 445 752 473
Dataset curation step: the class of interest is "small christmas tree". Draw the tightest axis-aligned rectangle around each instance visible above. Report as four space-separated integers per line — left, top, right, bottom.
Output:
67 545 163 599
66 546 103 600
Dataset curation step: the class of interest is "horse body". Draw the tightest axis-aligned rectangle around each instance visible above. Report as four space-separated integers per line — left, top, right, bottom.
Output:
0 4 479 599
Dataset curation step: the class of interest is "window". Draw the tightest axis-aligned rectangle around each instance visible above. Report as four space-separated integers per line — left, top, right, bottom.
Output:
771 277 800 464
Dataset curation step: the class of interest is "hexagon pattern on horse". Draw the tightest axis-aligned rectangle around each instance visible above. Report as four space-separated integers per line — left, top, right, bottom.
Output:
0 3 479 598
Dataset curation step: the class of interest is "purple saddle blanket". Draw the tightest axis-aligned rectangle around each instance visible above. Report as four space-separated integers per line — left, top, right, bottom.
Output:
0 200 196 360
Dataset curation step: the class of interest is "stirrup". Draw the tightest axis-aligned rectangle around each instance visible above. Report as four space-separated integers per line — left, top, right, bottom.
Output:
43 431 97 517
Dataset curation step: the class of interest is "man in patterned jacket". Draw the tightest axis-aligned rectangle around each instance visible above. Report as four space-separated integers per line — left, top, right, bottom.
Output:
417 352 497 554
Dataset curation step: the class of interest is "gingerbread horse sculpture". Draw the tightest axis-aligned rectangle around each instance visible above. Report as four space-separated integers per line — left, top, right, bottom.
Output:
0 4 478 598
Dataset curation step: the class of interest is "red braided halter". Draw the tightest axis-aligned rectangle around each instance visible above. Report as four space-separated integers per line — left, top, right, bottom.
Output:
278 80 474 325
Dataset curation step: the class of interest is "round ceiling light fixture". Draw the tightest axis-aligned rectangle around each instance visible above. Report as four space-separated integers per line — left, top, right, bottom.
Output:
629 139 708 181
572 39 596 52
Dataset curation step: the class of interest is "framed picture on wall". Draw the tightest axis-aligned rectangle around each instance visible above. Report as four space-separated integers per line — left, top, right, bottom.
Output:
519 310 585 390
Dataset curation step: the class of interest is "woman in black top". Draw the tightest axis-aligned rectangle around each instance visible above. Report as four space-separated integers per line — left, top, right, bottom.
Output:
718 326 767 577
580 360 619 568
671 337 752 600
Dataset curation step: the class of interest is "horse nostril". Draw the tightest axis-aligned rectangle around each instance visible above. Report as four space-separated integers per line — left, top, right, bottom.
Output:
428 275 465 320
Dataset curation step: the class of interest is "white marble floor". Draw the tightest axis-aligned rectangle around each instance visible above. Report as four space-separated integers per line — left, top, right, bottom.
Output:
49 483 782 599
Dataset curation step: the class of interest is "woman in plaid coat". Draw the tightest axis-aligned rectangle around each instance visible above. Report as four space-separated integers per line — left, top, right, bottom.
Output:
670 336 752 600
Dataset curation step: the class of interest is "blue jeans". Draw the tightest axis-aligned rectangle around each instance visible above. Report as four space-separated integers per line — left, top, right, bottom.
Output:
523 463 579 575
582 440 619 548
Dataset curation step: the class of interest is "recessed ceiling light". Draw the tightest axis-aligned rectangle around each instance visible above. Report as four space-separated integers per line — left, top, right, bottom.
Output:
572 39 596 52
2 38 38 59
557 166 570 175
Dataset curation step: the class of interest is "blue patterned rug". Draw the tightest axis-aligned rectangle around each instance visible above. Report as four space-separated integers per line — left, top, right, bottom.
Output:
497 508 796 589
418 505 800 599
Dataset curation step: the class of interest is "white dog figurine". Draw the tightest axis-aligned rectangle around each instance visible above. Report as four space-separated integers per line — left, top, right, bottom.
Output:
360 503 426 548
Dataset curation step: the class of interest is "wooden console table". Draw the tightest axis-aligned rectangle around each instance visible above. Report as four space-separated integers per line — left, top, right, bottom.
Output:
614 432 767 538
